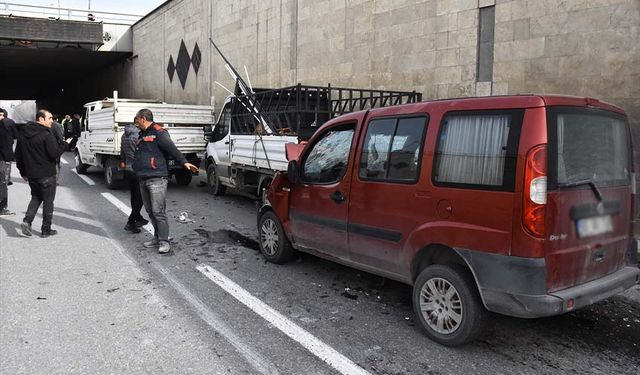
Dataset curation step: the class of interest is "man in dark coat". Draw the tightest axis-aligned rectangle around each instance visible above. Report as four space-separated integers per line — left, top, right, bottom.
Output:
0 108 17 187
133 108 198 253
69 113 81 150
0 108 17 215
120 122 148 233
15 109 69 237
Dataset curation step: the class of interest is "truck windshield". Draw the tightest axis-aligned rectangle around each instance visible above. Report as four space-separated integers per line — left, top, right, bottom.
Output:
547 107 631 190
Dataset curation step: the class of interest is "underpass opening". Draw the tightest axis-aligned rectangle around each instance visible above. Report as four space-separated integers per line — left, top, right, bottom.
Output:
1 12 135 117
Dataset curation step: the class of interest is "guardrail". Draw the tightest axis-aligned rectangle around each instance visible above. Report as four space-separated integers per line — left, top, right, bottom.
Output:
0 2 142 25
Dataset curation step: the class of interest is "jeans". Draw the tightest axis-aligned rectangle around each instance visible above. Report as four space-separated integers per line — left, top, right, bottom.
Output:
140 177 169 241
0 160 8 210
4 161 10 183
126 171 144 224
24 176 57 231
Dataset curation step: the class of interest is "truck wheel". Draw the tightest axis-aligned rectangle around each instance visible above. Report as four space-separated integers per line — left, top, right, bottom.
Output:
412 264 488 347
104 165 122 190
174 171 192 186
75 150 89 174
207 162 226 196
258 210 295 264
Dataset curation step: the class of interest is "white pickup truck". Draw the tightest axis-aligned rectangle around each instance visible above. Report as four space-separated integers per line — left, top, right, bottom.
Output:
75 91 214 188
204 84 421 200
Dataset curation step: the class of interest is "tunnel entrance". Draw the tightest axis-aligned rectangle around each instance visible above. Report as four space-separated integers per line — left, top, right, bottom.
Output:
1 12 134 119
0 46 131 119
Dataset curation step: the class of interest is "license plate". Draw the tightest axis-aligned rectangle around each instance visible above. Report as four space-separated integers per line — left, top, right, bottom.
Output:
576 215 613 238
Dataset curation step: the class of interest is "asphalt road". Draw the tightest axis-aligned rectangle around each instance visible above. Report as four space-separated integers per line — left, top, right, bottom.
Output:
1 153 639 375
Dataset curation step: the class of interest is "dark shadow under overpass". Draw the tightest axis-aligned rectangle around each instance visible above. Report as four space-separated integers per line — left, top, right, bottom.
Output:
0 46 131 116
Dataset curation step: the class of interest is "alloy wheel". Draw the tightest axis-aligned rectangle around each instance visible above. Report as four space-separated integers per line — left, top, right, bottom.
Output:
418 277 463 334
260 218 279 256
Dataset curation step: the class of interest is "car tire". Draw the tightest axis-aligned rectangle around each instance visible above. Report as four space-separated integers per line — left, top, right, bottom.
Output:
258 210 295 264
174 170 192 186
412 264 488 347
75 150 89 174
207 162 226 196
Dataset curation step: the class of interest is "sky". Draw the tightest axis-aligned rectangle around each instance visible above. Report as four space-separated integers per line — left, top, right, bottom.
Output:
4 0 167 19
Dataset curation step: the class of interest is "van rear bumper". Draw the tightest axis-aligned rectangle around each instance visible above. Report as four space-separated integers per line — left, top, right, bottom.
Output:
481 266 640 318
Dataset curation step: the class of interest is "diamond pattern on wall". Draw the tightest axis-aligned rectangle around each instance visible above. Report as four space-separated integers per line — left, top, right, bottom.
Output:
176 40 191 89
191 42 202 74
166 56 175 82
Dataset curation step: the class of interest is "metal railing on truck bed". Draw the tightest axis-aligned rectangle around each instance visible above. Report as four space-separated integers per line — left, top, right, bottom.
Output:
230 84 422 140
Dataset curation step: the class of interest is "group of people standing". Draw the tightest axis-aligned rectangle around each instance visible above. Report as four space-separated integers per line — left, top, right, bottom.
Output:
123 109 198 254
0 107 196 254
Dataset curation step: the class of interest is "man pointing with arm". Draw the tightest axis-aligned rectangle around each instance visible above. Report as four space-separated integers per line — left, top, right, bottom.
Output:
133 108 198 254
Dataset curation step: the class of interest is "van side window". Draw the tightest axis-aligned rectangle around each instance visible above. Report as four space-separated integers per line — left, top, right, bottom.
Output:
301 124 355 184
433 110 523 191
359 116 427 183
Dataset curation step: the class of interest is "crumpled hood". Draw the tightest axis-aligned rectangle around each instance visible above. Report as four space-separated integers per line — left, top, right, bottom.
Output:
21 121 50 139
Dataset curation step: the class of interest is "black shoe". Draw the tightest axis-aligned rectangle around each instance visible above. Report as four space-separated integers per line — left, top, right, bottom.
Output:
7 181 12 186
124 223 142 233
41 229 58 238
134 219 149 228
21 222 32 237
0 208 15 216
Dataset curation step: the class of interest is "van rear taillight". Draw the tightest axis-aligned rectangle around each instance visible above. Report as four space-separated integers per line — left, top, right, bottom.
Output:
523 144 547 238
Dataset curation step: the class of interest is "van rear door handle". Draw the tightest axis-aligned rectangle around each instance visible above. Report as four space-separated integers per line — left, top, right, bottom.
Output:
330 190 346 203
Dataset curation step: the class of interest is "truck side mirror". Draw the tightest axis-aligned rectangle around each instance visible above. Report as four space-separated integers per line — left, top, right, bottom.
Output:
203 124 213 140
287 160 300 184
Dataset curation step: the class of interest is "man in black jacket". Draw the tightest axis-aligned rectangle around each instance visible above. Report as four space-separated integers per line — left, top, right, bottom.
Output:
120 122 148 233
0 108 17 215
15 109 69 237
133 109 197 253
69 113 81 150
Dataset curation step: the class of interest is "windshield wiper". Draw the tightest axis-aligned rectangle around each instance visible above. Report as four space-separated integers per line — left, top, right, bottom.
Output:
558 179 603 202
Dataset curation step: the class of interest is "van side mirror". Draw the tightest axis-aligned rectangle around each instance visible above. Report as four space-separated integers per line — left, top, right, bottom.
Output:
287 160 300 184
203 124 213 140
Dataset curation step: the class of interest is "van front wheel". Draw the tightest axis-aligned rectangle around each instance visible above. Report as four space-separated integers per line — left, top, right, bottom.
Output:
75 150 89 174
258 211 294 264
412 264 487 347
207 162 226 196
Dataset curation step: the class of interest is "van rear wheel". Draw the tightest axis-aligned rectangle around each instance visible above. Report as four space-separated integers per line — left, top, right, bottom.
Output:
413 264 487 347
258 211 295 264
104 165 122 190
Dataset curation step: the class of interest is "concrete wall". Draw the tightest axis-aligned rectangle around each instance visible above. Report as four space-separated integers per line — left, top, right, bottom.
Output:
131 0 212 105
129 0 639 160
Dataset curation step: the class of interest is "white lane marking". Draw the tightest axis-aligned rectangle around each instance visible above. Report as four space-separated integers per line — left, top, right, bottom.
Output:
60 158 69 165
197 264 371 375
155 261 280 374
72 169 95 185
99 192 280 374
100 192 154 233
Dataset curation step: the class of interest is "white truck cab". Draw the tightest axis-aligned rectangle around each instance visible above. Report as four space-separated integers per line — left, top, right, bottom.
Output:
76 91 214 188
204 84 421 200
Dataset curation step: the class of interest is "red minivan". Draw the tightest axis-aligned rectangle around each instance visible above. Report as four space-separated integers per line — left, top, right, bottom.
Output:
257 95 639 346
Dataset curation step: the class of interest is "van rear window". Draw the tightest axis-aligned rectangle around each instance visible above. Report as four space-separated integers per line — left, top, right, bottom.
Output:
433 110 523 191
547 107 631 189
